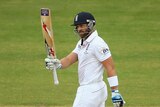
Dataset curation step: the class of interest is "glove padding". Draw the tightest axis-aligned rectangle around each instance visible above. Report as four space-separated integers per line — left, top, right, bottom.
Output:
45 57 62 70
112 90 125 107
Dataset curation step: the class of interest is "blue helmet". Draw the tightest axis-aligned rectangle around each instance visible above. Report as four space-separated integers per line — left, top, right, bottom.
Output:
71 12 96 26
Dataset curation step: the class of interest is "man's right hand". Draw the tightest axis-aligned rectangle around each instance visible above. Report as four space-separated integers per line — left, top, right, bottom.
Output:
45 57 62 70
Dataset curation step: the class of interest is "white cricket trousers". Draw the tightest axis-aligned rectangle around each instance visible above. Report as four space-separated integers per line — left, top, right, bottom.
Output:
73 81 108 107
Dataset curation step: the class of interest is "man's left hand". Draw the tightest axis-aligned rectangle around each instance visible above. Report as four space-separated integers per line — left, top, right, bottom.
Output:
112 90 125 107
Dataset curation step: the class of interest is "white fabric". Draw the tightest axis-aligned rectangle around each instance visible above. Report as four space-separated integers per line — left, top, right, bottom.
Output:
73 81 107 107
73 30 111 85
107 76 119 87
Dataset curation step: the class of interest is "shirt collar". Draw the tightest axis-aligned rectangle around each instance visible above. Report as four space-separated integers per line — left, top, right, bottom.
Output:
86 30 98 43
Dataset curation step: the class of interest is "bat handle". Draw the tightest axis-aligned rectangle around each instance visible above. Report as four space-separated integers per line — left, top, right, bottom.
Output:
52 66 59 85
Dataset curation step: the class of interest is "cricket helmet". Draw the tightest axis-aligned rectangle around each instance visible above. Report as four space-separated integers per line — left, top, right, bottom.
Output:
71 12 96 26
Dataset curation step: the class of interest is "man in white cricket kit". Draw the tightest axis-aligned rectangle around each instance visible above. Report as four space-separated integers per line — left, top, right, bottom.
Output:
45 12 125 107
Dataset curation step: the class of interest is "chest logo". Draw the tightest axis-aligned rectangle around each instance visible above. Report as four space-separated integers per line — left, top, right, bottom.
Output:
84 44 90 54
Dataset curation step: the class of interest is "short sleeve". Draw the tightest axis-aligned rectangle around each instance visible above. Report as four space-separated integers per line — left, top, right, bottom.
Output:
72 41 80 54
94 40 111 62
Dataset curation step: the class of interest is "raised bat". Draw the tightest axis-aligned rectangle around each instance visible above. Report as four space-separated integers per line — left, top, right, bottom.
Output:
40 8 59 85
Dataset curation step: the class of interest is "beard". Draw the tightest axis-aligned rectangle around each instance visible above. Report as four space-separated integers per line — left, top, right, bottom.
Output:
78 29 90 38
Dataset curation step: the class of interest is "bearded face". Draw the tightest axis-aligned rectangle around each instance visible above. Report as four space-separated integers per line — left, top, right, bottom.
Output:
75 24 90 38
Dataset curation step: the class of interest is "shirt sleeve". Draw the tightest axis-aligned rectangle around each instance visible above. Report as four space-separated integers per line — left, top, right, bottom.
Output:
94 40 111 62
72 41 80 54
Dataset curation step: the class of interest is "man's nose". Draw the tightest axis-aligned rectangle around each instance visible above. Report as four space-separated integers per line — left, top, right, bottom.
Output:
77 26 83 31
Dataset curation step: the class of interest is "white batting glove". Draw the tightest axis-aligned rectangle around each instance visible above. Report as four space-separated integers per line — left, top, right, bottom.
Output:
45 57 62 70
112 90 125 107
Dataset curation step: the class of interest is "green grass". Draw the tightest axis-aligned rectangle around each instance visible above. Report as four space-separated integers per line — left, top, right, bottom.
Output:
0 0 160 107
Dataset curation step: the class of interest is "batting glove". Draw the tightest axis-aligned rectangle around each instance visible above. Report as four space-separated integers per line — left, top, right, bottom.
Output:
45 57 62 70
112 90 125 107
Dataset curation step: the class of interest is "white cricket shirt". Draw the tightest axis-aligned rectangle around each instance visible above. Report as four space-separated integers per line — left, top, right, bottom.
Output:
73 30 111 86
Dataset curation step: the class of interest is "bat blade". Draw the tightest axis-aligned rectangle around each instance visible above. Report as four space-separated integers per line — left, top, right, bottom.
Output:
40 8 59 85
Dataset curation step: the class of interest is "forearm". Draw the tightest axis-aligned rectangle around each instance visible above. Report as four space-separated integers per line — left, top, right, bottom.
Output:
102 57 119 90
60 57 72 69
107 69 119 90
107 68 117 77
60 52 78 69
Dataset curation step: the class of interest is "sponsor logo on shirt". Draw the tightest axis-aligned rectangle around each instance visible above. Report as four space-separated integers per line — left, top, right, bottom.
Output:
101 48 109 54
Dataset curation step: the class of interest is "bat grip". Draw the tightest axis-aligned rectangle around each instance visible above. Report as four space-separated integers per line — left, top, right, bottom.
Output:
52 66 59 85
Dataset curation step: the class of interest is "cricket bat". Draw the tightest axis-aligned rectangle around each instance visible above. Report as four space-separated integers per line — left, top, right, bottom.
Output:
40 8 59 85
